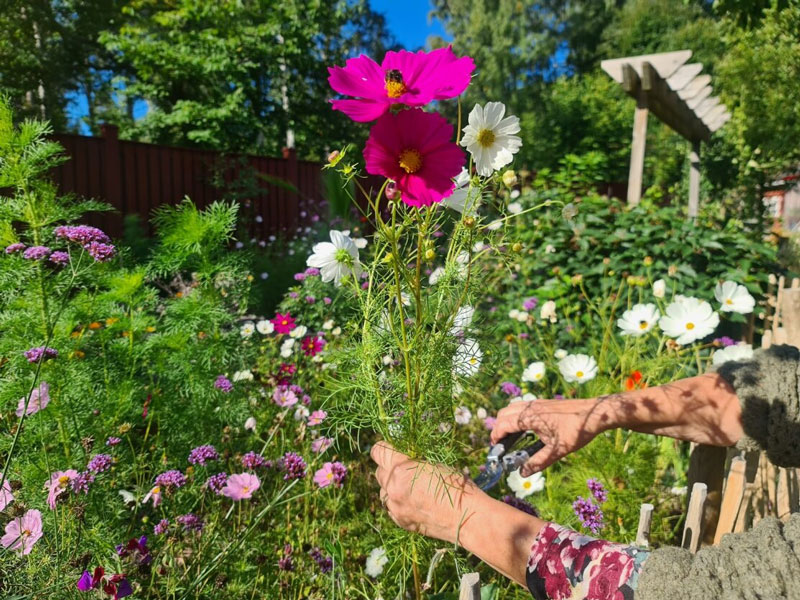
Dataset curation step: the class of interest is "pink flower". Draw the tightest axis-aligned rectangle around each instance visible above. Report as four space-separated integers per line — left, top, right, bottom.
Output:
307 410 327 426
313 462 347 489
0 479 14 511
1 509 43 555
301 335 326 357
271 312 296 335
221 473 260 501
143 486 162 507
364 109 464 207
311 437 333 453
328 47 475 122
16 382 50 417
46 469 79 509
273 385 299 407
483 416 497 430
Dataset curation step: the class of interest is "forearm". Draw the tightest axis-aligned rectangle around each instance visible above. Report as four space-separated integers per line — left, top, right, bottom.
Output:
595 373 744 446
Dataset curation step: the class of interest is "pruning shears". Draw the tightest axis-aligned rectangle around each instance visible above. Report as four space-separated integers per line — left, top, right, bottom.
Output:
473 431 545 491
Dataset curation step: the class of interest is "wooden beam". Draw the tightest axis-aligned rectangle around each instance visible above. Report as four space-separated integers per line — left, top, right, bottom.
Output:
702 105 728 126
641 62 710 142
695 97 720 119
687 86 712 110
625 64 648 207
667 63 704 91
601 50 692 84
678 74 711 100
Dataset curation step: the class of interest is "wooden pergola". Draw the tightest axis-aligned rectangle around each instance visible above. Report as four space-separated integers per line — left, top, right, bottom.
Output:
601 51 730 216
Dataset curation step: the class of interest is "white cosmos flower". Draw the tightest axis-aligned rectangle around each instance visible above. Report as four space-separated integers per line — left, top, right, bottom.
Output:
290 325 307 339
293 406 310 421
617 303 660 337
510 189 520 199
507 468 545 499
354 237 368 249
486 219 503 231
365 546 388 578
476 407 487 419
441 169 480 215
508 309 521 320
558 354 598 384
280 338 295 358
540 300 557 323
332 326 341 336
244 417 257 431
322 319 334 330
712 342 754 366
454 406 472 425
429 267 445 285
450 305 475 335
256 319 274 335
240 321 255 337
473 241 486 253
453 339 483 377
510 392 537 403
658 296 719 345
652 279 666 299
232 370 254 382
514 310 528 323
715 281 755 314
507 201 523 215
554 349 567 360
306 230 363 286
455 251 470 277
461 102 522 177
522 361 545 383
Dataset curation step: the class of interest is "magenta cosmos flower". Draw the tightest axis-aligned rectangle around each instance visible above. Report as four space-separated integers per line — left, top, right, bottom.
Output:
1 509 43 555
364 109 464 207
328 47 475 122
221 472 260 501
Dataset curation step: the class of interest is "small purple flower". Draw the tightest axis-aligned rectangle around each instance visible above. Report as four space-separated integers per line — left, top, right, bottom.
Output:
23 246 51 260
54 225 110 245
176 513 204 532
715 336 736 347
85 241 116 262
293 273 306 282
70 471 95 494
288 291 299 299
154 469 187 489
87 453 113 473
500 381 522 397
587 478 608 503
188 444 219 466
502 495 539 516
154 519 170 535
278 544 294 571
523 297 539 311
24 346 58 363
573 496 604 533
279 452 306 480
214 375 233 393
5 242 26 254
309 547 333 573
49 251 69 265
323 297 332 305
518 332 529 339
305 295 315 304
205 472 228 494
106 436 121 447
305 267 320 277
241 451 267 470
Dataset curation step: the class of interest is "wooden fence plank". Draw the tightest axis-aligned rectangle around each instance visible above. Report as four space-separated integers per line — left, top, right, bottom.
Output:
682 482 707 553
459 572 481 600
714 457 746 544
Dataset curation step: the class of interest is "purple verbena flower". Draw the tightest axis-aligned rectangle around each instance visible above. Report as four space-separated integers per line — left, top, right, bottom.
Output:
241 452 266 470
304 267 320 277
323 297 332 305
279 452 306 480
176 513 204 532
106 437 121 447
523 297 539 311
214 375 233 393
502 495 539 517
288 291 299 299
278 544 294 571
188 444 219 466
70 471 95 494
573 496 604 533
49 251 69 266
5 242 26 254
87 453 113 473
154 519 170 535
23 246 51 260
305 295 315 304
587 478 608 503
293 273 306 282
500 381 522 397
715 336 736 347
205 472 228 494
154 469 187 490
309 547 333 573
54 225 110 245
85 241 116 262
23 346 58 363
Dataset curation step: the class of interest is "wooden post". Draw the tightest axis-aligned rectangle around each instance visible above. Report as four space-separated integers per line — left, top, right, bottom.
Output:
682 482 707 553
459 572 481 600
100 124 123 239
688 140 701 218
627 89 648 207
636 503 654 547
714 456 746 543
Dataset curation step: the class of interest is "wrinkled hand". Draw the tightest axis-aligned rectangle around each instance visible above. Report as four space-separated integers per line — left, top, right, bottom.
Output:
491 398 607 476
370 441 487 545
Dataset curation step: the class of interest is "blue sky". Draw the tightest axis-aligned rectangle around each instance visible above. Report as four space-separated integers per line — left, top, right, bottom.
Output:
370 0 450 49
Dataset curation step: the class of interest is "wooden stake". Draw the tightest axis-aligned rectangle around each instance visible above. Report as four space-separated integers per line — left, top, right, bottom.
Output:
636 503 654 547
682 482 707 553
714 457 746 544
688 140 701 218
459 572 481 600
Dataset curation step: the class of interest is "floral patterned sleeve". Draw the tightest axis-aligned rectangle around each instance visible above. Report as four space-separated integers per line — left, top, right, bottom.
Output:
526 523 651 600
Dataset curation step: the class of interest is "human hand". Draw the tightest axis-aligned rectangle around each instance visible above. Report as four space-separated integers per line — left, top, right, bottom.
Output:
370 441 489 545
491 398 607 476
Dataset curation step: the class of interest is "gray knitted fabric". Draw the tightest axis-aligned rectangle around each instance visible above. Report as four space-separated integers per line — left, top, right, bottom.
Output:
637 344 800 600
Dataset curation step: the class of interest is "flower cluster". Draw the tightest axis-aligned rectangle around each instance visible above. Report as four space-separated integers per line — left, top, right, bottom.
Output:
279 452 307 480
313 461 347 489
54 225 116 262
23 346 58 363
188 444 219 466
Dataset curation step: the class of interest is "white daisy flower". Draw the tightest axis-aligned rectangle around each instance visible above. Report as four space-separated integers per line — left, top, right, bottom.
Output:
429 267 445 285
256 319 274 335
441 169 480 215
554 349 568 360
658 297 719 345
714 281 755 314
540 300 557 323
322 319 334 330
240 321 255 337
460 102 522 177
306 230 363 286
712 342 754 366
507 468 545 499
652 279 666 299
450 305 475 335
558 354 598 384
453 338 482 377
232 370 254 382
617 303 660 337
522 361 546 383
365 547 388 578
454 406 472 425
507 201 523 215
290 325 307 339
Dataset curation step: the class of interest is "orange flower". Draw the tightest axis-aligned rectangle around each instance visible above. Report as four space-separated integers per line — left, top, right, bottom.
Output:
625 370 645 390
88 321 102 330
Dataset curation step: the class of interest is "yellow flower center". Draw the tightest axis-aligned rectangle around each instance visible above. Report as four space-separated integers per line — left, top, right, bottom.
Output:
59 475 70 485
327 473 334 480
477 128 496 148
686 322 695 330
576 371 584 378
385 80 407 98
281 320 288 325
469 357 478 365
398 149 423 174
726 299 733 305
152 486 161 494
243 486 250 493
535 373 542 379
22 529 31 537
639 320 649 330
523 481 531 489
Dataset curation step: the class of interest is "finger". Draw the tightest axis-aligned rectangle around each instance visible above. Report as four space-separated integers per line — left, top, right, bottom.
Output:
370 440 399 468
375 466 386 488
379 488 388 505
519 444 560 477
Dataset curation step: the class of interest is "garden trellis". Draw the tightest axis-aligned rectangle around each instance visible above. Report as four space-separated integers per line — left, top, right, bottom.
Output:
601 50 730 216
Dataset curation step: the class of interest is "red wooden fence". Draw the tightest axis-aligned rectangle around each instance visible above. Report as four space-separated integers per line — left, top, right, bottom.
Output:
50 125 325 240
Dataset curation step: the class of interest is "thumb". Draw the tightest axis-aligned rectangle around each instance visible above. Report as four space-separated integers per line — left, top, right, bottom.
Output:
519 445 559 477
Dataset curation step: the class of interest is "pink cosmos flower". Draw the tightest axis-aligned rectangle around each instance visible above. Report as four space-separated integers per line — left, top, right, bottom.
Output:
221 472 260 501
47 469 79 509
1 509 43 555
0 479 14 511
16 382 50 417
273 385 299 407
328 47 475 122
311 437 333 454
271 312 296 335
301 335 326 357
364 109 464 207
313 462 347 489
307 410 327 426
143 486 162 507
